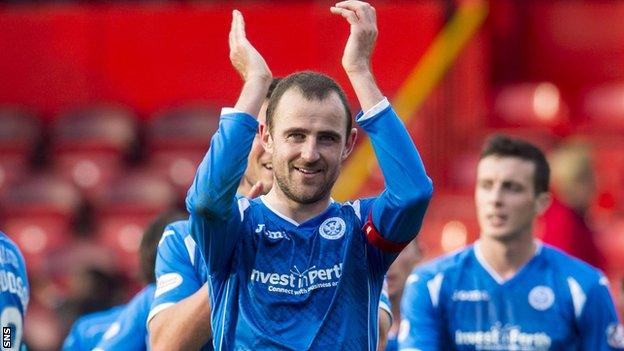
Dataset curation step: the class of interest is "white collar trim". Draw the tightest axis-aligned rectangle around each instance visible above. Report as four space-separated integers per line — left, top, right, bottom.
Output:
473 239 542 284
259 195 335 227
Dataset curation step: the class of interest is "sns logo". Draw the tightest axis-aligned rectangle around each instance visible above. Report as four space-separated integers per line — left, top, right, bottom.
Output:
255 224 290 240
319 217 346 240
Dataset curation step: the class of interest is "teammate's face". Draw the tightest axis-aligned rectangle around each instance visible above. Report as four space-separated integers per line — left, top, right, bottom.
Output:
242 101 273 194
262 88 356 204
475 156 550 241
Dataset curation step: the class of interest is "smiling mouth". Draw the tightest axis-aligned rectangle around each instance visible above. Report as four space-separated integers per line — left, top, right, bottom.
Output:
294 166 322 175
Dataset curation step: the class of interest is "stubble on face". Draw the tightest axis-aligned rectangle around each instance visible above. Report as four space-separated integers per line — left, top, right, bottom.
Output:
269 89 349 206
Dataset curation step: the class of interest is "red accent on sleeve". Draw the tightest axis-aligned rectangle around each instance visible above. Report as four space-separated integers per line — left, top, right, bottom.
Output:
363 211 408 253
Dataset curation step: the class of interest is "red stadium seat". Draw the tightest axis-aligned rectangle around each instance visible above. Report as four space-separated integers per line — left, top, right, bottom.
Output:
147 104 219 153
493 82 570 129
93 170 177 276
583 83 624 130
145 149 204 202
0 107 41 194
145 105 219 202
51 105 138 199
0 174 81 274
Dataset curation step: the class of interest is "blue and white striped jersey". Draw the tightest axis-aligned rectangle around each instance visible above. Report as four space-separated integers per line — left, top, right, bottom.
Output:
187 100 432 350
93 284 155 351
62 305 124 351
400 242 624 350
148 219 212 351
0 232 29 351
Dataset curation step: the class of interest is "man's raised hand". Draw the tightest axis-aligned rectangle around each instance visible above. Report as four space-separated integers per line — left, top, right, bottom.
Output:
330 1 378 75
229 10 272 83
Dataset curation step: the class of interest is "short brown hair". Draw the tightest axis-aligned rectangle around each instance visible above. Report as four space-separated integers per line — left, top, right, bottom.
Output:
266 71 352 139
480 134 550 194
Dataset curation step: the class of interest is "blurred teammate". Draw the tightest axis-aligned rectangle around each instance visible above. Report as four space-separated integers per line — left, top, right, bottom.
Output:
147 78 280 351
187 1 432 349
383 241 420 351
148 78 393 350
540 140 605 269
400 135 624 350
0 231 29 350
61 211 183 350
62 304 124 350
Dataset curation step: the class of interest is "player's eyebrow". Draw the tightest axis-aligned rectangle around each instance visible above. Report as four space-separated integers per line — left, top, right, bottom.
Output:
282 127 309 135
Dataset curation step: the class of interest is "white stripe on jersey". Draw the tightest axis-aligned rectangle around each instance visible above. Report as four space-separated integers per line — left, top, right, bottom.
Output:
567 277 586 319
183 235 197 266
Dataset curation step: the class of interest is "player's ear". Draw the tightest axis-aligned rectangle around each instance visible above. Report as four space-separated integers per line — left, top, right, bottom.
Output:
260 123 273 152
535 191 552 215
341 128 358 161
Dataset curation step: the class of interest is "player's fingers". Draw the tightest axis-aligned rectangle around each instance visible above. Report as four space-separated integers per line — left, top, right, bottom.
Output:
330 7 359 26
233 9 246 39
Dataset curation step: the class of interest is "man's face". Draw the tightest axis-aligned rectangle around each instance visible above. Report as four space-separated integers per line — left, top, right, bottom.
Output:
475 156 550 241
262 88 356 204
243 101 274 194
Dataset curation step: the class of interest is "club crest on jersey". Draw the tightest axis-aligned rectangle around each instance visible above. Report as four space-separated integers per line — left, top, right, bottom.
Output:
319 217 346 240
607 323 624 348
528 286 555 311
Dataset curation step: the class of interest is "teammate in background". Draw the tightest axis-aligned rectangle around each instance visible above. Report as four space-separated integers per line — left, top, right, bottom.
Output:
187 1 432 349
147 78 279 351
63 211 183 351
383 241 420 351
62 305 124 350
539 140 605 270
148 78 393 350
0 232 29 351
400 135 624 350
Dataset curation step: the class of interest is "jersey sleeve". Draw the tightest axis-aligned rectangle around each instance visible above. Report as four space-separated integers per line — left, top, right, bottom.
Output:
186 110 258 276
356 100 432 262
148 225 205 324
379 278 392 322
577 276 624 350
93 284 155 351
399 272 445 350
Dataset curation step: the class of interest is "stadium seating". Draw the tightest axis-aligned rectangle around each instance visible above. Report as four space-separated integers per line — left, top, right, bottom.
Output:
51 105 138 200
0 174 81 274
93 170 177 277
493 82 570 130
0 107 41 195
582 82 624 130
145 105 218 200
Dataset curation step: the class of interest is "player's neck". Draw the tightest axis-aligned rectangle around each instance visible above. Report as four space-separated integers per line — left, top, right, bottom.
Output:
478 232 537 281
263 188 332 224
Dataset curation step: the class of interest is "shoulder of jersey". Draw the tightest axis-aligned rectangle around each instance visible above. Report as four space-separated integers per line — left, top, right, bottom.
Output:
410 246 474 282
540 244 606 286
0 231 26 264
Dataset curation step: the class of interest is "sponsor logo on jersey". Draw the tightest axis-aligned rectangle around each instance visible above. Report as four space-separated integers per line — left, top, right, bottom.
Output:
528 286 555 311
452 290 490 302
250 263 342 295
155 273 183 298
255 224 290 241
319 217 346 240
607 323 624 348
455 323 552 350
